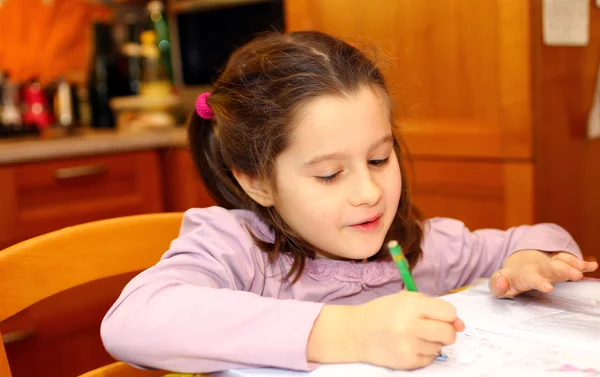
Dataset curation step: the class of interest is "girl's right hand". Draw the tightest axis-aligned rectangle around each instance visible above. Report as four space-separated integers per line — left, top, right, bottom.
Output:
350 291 464 370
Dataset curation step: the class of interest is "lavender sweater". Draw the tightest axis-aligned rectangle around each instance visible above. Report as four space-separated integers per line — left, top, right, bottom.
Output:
100 206 581 374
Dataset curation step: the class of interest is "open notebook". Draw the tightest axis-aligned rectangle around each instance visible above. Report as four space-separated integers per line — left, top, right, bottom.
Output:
215 278 600 377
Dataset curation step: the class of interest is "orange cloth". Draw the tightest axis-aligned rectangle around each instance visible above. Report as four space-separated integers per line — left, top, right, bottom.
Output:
0 0 112 85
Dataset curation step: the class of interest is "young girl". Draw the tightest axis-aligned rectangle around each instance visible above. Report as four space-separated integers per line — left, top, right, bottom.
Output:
100 31 597 374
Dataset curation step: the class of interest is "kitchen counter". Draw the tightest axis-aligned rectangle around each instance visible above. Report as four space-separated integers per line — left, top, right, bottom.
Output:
0 127 189 165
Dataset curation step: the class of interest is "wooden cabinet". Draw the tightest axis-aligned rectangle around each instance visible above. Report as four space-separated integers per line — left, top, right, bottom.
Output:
0 146 219 248
0 150 164 250
285 0 600 275
406 160 534 230
160 148 217 212
286 0 533 160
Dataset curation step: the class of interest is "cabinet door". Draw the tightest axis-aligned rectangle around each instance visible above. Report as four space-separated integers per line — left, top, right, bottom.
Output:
285 0 533 160
160 148 216 212
0 150 163 249
531 1 600 277
406 159 534 230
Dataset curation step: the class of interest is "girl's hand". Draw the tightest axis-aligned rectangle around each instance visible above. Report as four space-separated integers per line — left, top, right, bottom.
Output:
350 291 464 370
489 250 598 298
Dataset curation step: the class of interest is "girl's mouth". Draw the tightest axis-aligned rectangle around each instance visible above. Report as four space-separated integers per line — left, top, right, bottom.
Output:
349 215 381 232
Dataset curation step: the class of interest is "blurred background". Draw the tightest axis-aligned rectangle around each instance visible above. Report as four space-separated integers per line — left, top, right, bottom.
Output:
1 0 599 376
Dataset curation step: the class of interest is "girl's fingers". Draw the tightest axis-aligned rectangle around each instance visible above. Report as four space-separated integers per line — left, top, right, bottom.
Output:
415 319 457 345
524 272 554 293
489 271 510 298
542 259 583 282
552 253 599 273
415 339 445 357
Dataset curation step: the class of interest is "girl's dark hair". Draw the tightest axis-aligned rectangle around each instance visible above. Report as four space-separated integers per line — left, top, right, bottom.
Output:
188 31 423 283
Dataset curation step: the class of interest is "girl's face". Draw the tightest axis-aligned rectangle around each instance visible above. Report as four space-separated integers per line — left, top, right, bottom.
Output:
273 86 402 260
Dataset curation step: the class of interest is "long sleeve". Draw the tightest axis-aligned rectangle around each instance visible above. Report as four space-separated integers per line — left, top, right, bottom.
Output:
100 207 324 374
422 218 582 294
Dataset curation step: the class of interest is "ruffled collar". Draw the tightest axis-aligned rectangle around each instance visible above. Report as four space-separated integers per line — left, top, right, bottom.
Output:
303 258 400 286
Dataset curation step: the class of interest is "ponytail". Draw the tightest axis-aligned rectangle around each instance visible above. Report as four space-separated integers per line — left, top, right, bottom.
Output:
187 112 247 210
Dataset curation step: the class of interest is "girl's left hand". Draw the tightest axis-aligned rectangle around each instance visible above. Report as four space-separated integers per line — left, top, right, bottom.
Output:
489 251 598 298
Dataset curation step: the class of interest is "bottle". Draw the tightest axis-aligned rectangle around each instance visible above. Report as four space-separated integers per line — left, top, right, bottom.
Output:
76 84 92 128
54 77 77 132
1 74 25 137
124 15 142 95
140 30 171 97
88 21 117 128
22 79 53 130
146 0 172 83
117 14 141 96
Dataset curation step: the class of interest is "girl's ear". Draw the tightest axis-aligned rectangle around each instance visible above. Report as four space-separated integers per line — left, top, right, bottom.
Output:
232 169 275 207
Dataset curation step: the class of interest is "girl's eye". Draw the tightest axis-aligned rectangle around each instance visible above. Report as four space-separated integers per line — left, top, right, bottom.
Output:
316 171 341 184
369 157 390 167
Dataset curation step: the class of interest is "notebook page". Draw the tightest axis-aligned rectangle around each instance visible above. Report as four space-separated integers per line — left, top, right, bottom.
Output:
517 279 600 316
217 280 600 376
216 363 392 377
218 337 600 377
441 278 600 352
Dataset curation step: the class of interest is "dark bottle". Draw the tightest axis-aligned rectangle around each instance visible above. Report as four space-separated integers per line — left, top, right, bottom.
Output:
1 74 25 137
88 22 117 128
121 15 142 95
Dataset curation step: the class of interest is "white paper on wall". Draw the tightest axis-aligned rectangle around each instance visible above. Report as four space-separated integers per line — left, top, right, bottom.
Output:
543 0 589 46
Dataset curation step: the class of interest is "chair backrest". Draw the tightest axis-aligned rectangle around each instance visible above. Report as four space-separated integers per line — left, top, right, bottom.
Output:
77 361 168 377
0 212 184 377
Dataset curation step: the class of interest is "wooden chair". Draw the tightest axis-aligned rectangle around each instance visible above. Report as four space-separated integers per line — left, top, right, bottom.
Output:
78 361 167 377
0 212 184 377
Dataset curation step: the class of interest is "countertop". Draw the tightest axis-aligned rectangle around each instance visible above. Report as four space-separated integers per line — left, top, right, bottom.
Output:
0 127 189 165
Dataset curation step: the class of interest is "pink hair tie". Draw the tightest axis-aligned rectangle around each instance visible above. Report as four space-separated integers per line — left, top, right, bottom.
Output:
195 92 214 120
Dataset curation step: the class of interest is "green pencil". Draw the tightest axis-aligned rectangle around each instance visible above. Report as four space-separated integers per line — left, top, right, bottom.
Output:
387 240 418 292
